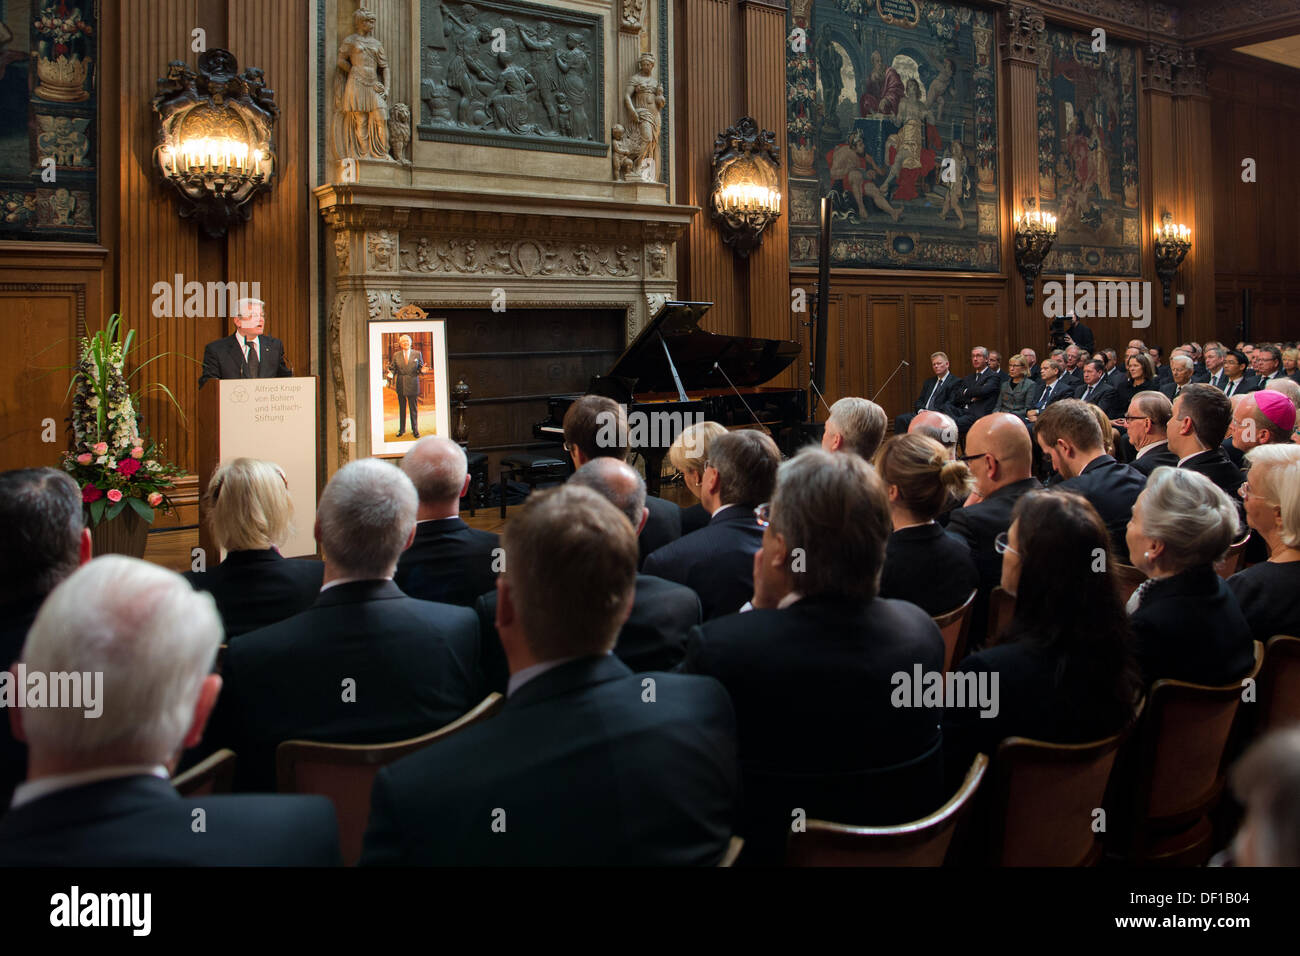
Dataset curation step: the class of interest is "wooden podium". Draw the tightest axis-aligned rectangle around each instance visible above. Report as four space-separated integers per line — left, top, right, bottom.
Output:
198 377 318 561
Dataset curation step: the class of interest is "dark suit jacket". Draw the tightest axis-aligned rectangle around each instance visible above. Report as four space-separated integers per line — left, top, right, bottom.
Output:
1067 322 1094 355
1104 367 1126 390
1054 455 1146 560
681 502 710 535
641 496 683 568
1191 369 1211 384
957 368 1002 421
1179 448 1246 509
387 349 425 397
1115 378 1163 408
1029 377 1074 413
394 518 500 607
679 594 946 862
1222 375 1259 398
198 334 292 387
880 523 979 617
642 505 763 620
208 580 482 792
1130 442 1180 476
1130 564 1256 687
473 572 702 692
1206 369 1229 391
1228 561 1300 646
912 373 963 417
1075 380 1124 419
183 549 324 639
360 655 738 865
996 378 1042 417
0 598 41 816
1160 380 1193 403
1156 364 1173 384
0 775 340 866
1060 367 1084 391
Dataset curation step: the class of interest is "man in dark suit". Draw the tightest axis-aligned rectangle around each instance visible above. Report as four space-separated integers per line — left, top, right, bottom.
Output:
679 448 946 864
1060 346 1085 390
895 351 962 435
1252 345 1286 389
1075 359 1123 419
0 469 92 816
1161 354 1196 403
474 458 702 690
1025 357 1074 431
361 484 738 866
947 413 1041 649
1102 349 1126 389
1222 349 1258 399
394 436 499 607
0 557 340 865
207 458 482 793
1124 390 1179 476
823 396 887 460
643 429 780 619
1170 384 1247 508
387 333 425 438
1035 399 1145 560
1204 346 1229 390
988 350 1011 386
1020 348 1041 381
562 394 681 565
198 298 294 387
954 346 1002 435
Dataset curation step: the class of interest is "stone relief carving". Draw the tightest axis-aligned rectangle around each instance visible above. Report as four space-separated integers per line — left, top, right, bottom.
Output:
327 292 352 467
621 0 646 31
397 236 640 277
419 2 602 152
389 103 412 163
367 289 403 320
616 51 664 182
333 7 392 161
646 241 667 278
367 230 398 272
335 231 350 272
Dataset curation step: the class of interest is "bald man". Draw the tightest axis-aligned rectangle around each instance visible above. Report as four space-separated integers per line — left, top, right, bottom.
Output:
908 410 959 456
394 436 501 606
474 457 702 691
946 413 1042 649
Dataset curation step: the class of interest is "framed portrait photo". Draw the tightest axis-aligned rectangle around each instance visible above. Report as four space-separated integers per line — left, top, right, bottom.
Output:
368 316 451 457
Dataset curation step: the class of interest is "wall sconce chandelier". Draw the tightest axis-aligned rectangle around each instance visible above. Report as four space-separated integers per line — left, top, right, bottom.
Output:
710 117 782 258
1013 203 1057 306
152 49 278 239
1154 212 1191 307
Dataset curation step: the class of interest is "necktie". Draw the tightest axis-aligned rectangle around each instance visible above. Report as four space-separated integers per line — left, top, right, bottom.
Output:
245 340 260 378
925 376 941 410
1083 386 1093 402
1226 380 1236 397
1038 384 1051 409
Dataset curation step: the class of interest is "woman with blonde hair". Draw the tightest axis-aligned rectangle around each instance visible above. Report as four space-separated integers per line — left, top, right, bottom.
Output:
1086 400 1118 456
668 420 727 534
875 433 978 615
184 457 323 637
1229 444 1300 642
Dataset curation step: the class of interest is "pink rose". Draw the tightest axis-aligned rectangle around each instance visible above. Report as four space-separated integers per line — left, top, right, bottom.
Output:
92 442 108 455
106 489 123 503
130 446 144 459
76 452 92 465
147 492 163 507
116 458 141 477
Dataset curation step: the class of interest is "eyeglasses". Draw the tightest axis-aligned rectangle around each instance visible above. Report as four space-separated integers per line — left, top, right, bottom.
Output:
753 502 771 528
994 531 1019 557
957 450 994 463
1125 415 1150 423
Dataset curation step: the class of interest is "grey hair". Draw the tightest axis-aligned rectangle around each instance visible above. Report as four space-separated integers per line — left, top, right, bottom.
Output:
770 447 890 600
972 346 989 360
317 458 418 577
1231 726 1300 866
1266 377 1300 411
827 397 888 461
21 556 221 766
401 437 467 504
236 297 264 315
1171 354 1194 371
1138 466 1240 570
569 457 646 528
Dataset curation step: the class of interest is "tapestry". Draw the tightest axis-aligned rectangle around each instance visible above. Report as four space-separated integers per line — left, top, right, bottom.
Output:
787 0 998 271
0 0 97 242
1035 26 1140 276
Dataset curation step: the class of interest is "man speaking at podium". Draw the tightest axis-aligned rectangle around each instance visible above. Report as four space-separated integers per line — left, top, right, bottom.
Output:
198 298 294 387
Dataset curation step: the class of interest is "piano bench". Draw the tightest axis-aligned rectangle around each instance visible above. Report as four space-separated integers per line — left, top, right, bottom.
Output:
498 452 571 518
461 451 489 517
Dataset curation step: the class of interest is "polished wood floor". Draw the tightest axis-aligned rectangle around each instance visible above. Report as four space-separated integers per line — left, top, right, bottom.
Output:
143 480 698 571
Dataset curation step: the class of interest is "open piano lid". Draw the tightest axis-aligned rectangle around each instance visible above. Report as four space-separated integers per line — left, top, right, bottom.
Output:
602 300 802 395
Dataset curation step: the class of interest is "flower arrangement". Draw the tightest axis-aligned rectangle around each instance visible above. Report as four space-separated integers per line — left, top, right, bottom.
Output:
34 0 93 60
60 314 185 528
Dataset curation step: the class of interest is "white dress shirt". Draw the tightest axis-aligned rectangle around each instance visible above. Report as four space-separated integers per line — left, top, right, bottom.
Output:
235 331 260 363
1135 439 1169 460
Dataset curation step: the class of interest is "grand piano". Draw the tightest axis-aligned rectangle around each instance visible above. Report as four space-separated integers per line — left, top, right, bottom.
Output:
533 300 808 495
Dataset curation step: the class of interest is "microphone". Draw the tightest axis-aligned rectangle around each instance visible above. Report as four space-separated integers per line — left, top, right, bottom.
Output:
869 360 910 404
712 362 767 432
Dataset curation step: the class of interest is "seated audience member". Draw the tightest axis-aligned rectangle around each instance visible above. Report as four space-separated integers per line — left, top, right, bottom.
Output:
1125 468 1254 686
475 458 701 688
1283 348 1300 382
184 458 324 637
643 429 780 619
1222 349 1258 398
1123 391 1179 476
994 354 1042 418
1115 352 1161 409
822 396 887 461
1253 344 1285 388
943 492 1141 782
668 420 727 534
1087 402 1119 457
1161 354 1196 403
1035 400 1144 560
207 458 482 793
393 437 499 606
1228 445 1300 644
1075 359 1123 419
1060 345 1084 389
361 485 738 865
1021 347 1041 380
988 350 1009 385
1266 376 1300 417
954 346 1002 435
947 413 1042 648
1102 349 1125 389
1205 346 1228 389
563 394 681 565
0 557 339 865
876 434 978 616
1024 357 1072 425
1228 727 1300 866
1231 389 1297 455
679 448 946 863
0 468 91 814
895 351 961 434
908 410 959 453
1171 384 1247 507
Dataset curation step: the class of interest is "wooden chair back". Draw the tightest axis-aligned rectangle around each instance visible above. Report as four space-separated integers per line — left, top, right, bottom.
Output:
1258 635 1300 734
785 755 989 867
986 587 1016 647
1215 533 1251 579
172 748 237 798
276 693 504 865
932 589 977 672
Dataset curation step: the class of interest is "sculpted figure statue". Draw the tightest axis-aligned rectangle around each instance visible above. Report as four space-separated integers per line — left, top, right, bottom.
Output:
334 8 391 160
623 52 665 181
